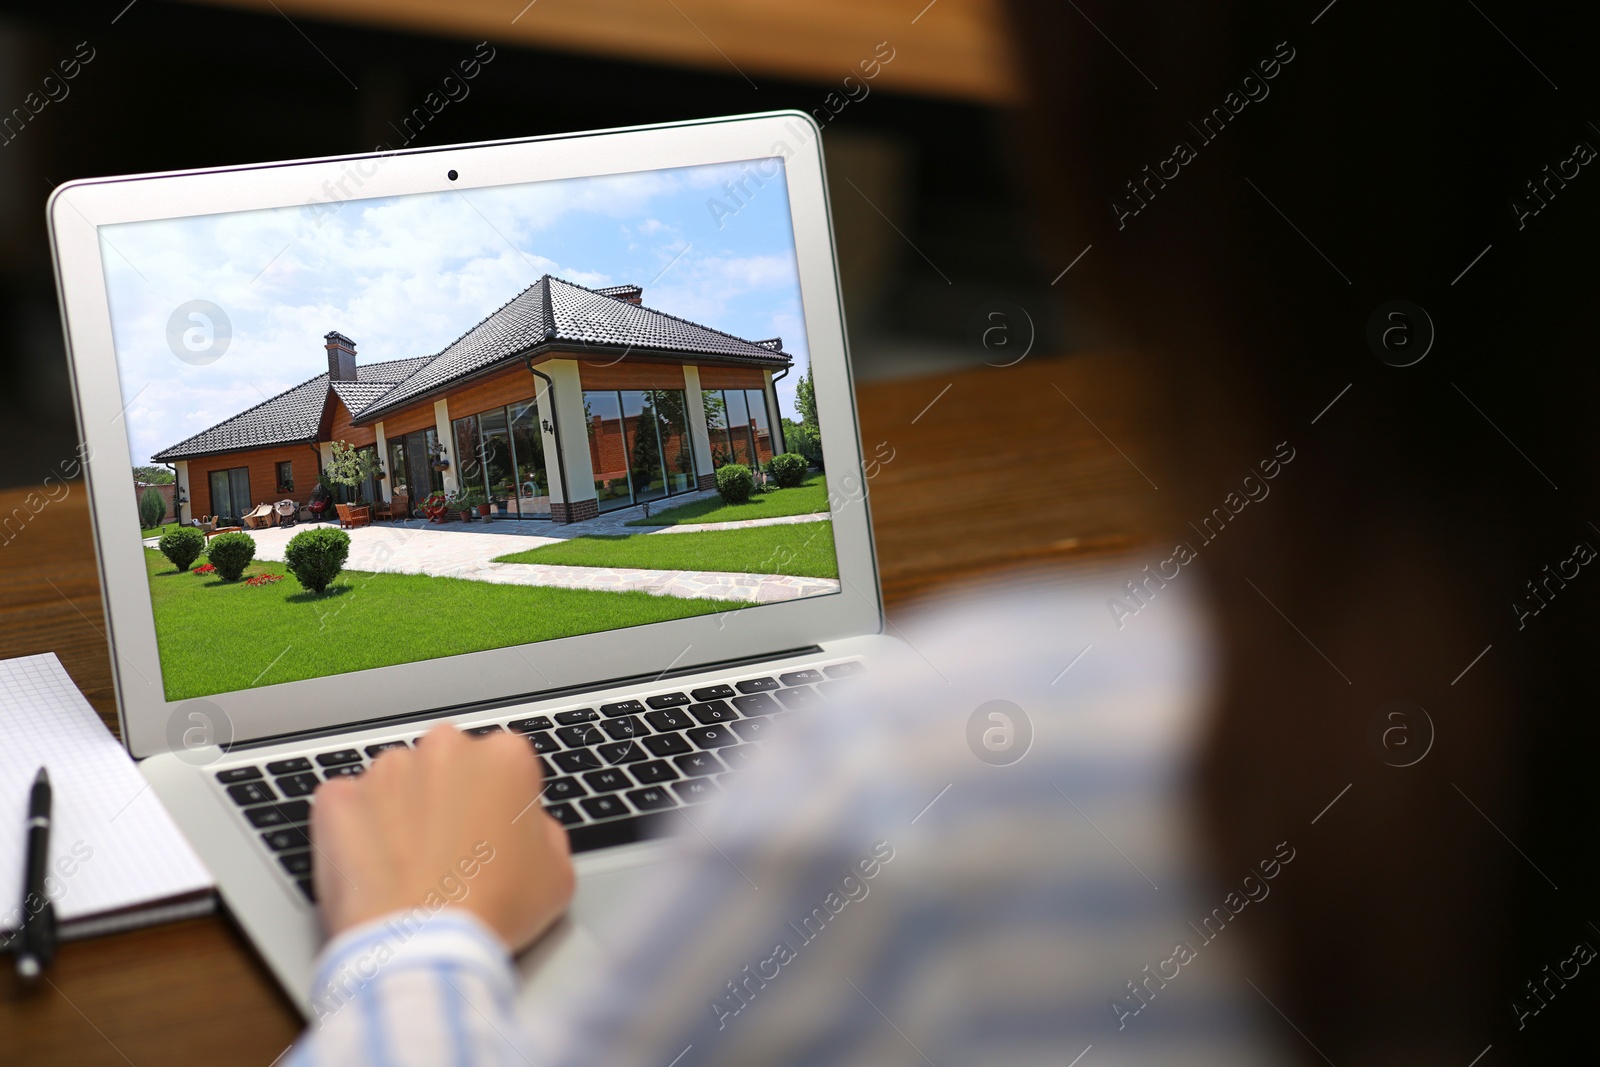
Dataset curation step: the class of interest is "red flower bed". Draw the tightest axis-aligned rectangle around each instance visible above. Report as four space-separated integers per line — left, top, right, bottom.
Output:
244 573 284 587
194 563 215 574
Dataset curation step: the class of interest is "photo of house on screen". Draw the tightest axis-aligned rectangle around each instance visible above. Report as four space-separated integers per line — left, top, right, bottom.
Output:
152 276 792 526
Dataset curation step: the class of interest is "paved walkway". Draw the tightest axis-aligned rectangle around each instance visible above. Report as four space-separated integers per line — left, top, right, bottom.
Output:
143 503 839 604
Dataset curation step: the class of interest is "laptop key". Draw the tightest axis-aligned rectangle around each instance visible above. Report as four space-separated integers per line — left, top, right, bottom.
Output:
779 669 825 686
276 772 320 797
627 787 677 812
601 715 647 740
673 751 725 777
688 700 739 725
509 715 557 732
265 757 313 775
686 724 737 749
245 800 310 828
729 718 771 743
262 826 310 851
582 768 632 794
672 778 720 805
646 692 690 709
598 741 648 764
641 733 692 757
824 661 865 678
644 708 693 732
551 709 598 726
324 764 364 780
631 759 679 784
525 731 560 754
542 777 586 801
544 802 584 826
365 741 408 758
296 878 317 903
552 749 603 774
278 851 314 876
732 693 780 717
775 685 819 708
721 744 763 770
556 725 605 748
216 766 262 784
465 724 503 737
599 700 645 718
735 677 780 693
316 749 362 767
579 795 628 820
690 684 737 701
226 781 276 806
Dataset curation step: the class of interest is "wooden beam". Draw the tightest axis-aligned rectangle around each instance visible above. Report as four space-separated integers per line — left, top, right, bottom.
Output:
180 0 1021 104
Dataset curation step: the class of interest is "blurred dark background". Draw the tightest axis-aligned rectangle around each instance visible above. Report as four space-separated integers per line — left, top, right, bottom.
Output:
0 0 1065 487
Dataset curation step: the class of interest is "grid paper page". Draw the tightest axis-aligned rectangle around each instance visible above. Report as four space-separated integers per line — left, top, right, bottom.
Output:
0 653 213 933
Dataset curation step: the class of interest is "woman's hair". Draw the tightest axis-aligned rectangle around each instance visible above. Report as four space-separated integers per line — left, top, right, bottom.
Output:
1005 1 1600 1059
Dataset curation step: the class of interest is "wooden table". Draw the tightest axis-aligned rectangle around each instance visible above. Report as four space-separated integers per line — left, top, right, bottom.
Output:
0 354 1162 1065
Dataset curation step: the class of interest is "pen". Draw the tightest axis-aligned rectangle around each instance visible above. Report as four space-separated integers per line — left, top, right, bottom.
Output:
15 766 55 983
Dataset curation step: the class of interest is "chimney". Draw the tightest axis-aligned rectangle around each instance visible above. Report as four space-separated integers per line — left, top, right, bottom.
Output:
595 284 643 306
324 331 357 381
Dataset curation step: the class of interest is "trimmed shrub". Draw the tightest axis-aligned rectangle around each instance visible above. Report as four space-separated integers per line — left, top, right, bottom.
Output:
206 531 256 582
766 452 808 489
138 487 166 529
158 527 205 572
715 463 755 504
284 527 350 594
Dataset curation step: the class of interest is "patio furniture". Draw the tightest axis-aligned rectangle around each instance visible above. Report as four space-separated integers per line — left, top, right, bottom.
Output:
335 503 371 528
194 516 217 540
374 491 409 522
211 525 242 540
273 499 298 528
242 503 276 529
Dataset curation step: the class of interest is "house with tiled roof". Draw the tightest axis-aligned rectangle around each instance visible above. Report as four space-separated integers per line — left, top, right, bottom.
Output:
153 276 793 524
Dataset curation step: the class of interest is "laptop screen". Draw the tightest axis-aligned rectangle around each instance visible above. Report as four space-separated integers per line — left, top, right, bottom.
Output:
99 158 839 703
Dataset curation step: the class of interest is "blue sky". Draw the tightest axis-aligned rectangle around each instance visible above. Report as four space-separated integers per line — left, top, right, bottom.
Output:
100 158 810 466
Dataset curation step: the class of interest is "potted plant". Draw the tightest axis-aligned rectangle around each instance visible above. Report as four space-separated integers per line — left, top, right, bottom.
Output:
430 444 451 472
421 491 451 524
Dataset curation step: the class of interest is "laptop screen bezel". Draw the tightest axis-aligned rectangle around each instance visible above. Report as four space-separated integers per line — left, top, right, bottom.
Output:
49 111 883 760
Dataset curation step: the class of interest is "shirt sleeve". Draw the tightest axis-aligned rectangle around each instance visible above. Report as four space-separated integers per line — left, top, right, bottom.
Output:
287 907 531 1067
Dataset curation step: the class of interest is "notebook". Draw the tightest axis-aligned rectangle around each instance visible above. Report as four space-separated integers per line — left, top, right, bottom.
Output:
0 653 214 944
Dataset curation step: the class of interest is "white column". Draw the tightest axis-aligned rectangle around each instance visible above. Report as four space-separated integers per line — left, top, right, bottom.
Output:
433 399 458 494
530 372 565 509
540 359 597 517
374 421 391 501
763 370 786 456
174 460 190 523
682 365 715 483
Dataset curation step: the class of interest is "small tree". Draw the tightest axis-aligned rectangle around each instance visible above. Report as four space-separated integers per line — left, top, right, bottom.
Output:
158 527 205 572
325 441 380 505
206 532 256 581
138 487 166 529
715 463 755 504
285 527 351 593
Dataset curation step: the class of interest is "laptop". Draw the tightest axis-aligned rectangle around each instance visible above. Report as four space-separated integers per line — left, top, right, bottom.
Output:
46 111 895 1017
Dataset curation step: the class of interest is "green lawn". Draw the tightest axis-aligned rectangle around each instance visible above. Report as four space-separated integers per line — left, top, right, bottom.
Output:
141 522 188 541
145 547 723 701
494 521 838 578
626 473 828 526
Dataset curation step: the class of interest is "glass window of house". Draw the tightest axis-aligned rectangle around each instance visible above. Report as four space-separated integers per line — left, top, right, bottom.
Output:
585 390 631 511
622 390 668 504
655 390 696 494
723 388 753 466
746 389 773 465
703 389 731 467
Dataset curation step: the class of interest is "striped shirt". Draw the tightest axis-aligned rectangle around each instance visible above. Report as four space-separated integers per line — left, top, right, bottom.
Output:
290 572 1290 1066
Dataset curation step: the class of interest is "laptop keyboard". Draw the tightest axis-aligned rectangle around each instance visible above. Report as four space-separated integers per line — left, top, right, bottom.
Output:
213 661 866 905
